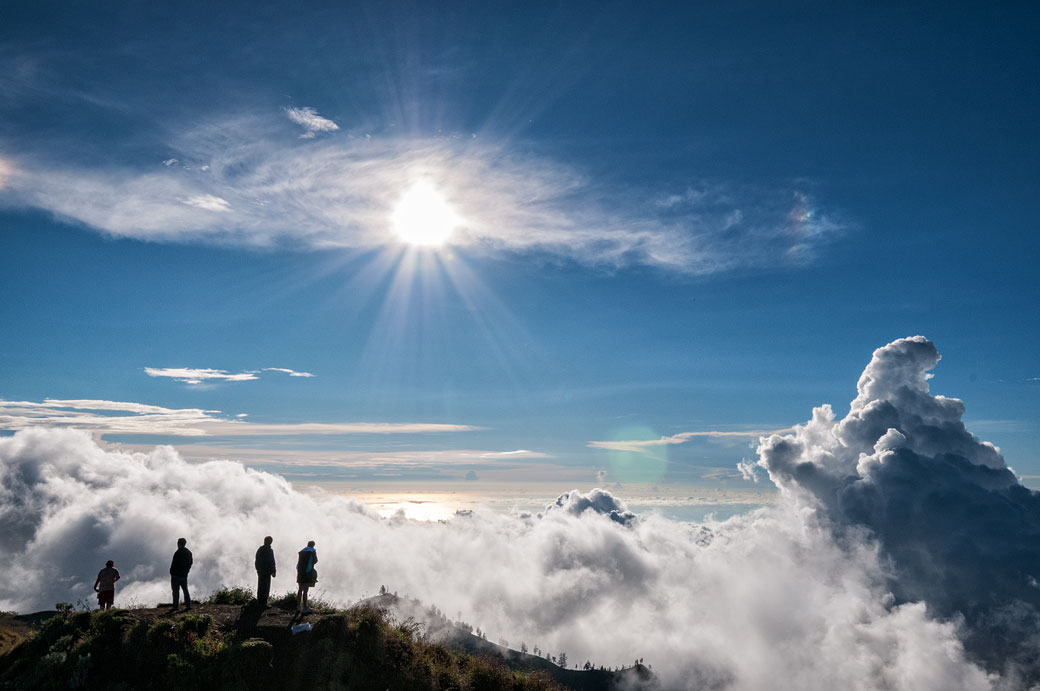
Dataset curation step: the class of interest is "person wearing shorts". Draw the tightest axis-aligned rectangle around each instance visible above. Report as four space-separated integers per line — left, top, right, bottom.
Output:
94 560 120 610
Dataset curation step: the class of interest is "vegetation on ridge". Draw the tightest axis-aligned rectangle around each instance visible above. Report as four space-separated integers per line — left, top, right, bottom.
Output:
0 605 562 691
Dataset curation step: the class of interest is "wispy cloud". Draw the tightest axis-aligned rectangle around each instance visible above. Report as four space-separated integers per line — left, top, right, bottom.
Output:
0 111 845 274
262 367 315 378
0 157 13 189
201 421 479 436
0 398 476 438
144 366 315 385
285 106 340 138
182 193 230 211
149 444 553 471
476 449 551 459
144 367 258 384
588 427 794 453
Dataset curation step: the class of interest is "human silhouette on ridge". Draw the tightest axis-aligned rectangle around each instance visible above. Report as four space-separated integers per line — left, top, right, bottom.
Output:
169 537 193 611
254 536 276 608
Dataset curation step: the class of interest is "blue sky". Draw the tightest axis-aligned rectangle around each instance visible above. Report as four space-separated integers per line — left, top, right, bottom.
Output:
1 1 1037 490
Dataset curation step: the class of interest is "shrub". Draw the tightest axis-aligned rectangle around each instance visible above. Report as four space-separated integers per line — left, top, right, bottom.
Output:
221 638 274 688
178 614 213 638
269 589 336 613
205 585 254 606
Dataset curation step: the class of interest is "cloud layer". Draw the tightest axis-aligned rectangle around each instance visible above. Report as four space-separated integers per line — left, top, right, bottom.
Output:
3 337 1037 687
0 111 843 273
0 398 475 437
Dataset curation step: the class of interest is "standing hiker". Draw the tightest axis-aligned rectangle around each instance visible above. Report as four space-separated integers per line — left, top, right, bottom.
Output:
169 537 193 611
296 540 317 613
93 560 120 610
254 536 276 607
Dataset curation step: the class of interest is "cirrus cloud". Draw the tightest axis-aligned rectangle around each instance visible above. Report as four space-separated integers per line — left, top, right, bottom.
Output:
144 366 315 385
0 398 477 438
0 110 845 274
285 106 340 139
588 427 795 453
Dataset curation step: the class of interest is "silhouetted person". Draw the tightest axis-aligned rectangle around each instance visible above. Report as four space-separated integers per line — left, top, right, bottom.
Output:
296 540 317 613
254 536 276 607
169 537 193 610
93 560 120 610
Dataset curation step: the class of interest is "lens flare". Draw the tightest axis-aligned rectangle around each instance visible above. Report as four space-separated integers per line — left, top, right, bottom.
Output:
606 425 669 485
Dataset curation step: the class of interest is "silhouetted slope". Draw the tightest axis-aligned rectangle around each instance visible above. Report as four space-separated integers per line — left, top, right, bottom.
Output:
360 593 657 691
0 605 563 691
0 601 657 691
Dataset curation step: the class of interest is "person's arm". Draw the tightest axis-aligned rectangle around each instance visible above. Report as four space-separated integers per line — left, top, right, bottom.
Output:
94 572 101 592
113 569 120 582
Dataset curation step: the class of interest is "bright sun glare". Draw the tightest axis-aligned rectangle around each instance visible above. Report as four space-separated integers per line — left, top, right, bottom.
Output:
391 181 461 247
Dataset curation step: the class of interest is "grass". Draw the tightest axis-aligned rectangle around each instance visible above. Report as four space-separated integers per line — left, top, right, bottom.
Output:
0 604 562 691
204 586 254 606
269 590 336 613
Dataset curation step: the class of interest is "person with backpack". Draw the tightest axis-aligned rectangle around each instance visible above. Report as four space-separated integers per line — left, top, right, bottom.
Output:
295 540 317 614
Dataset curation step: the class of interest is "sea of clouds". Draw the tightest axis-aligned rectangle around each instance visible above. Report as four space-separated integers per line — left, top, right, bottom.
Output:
2 336 1038 689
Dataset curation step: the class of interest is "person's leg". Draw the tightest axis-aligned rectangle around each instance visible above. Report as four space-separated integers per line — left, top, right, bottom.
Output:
257 574 270 606
182 580 191 609
302 585 310 609
171 577 180 608
99 591 114 610
296 584 304 611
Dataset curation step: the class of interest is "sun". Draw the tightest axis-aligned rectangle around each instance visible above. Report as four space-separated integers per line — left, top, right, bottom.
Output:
391 181 461 247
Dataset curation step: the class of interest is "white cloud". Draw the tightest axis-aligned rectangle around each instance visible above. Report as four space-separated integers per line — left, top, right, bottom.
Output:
755 336 1040 679
263 367 315 378
0 427 993 690
0 156 13 189
476 449 552 459
0 399 216 435
285 106 340 138
0 115 844 273
144 366 315 385
3 338 1037 686
0 398 477 438
588 427 794 453
182 193 230 212
201 421 480 436
145 367 259 384
156 445 552 470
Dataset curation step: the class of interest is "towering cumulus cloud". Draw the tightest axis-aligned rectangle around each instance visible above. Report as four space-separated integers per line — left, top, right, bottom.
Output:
757 336 1040 681
0 337 1034 688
